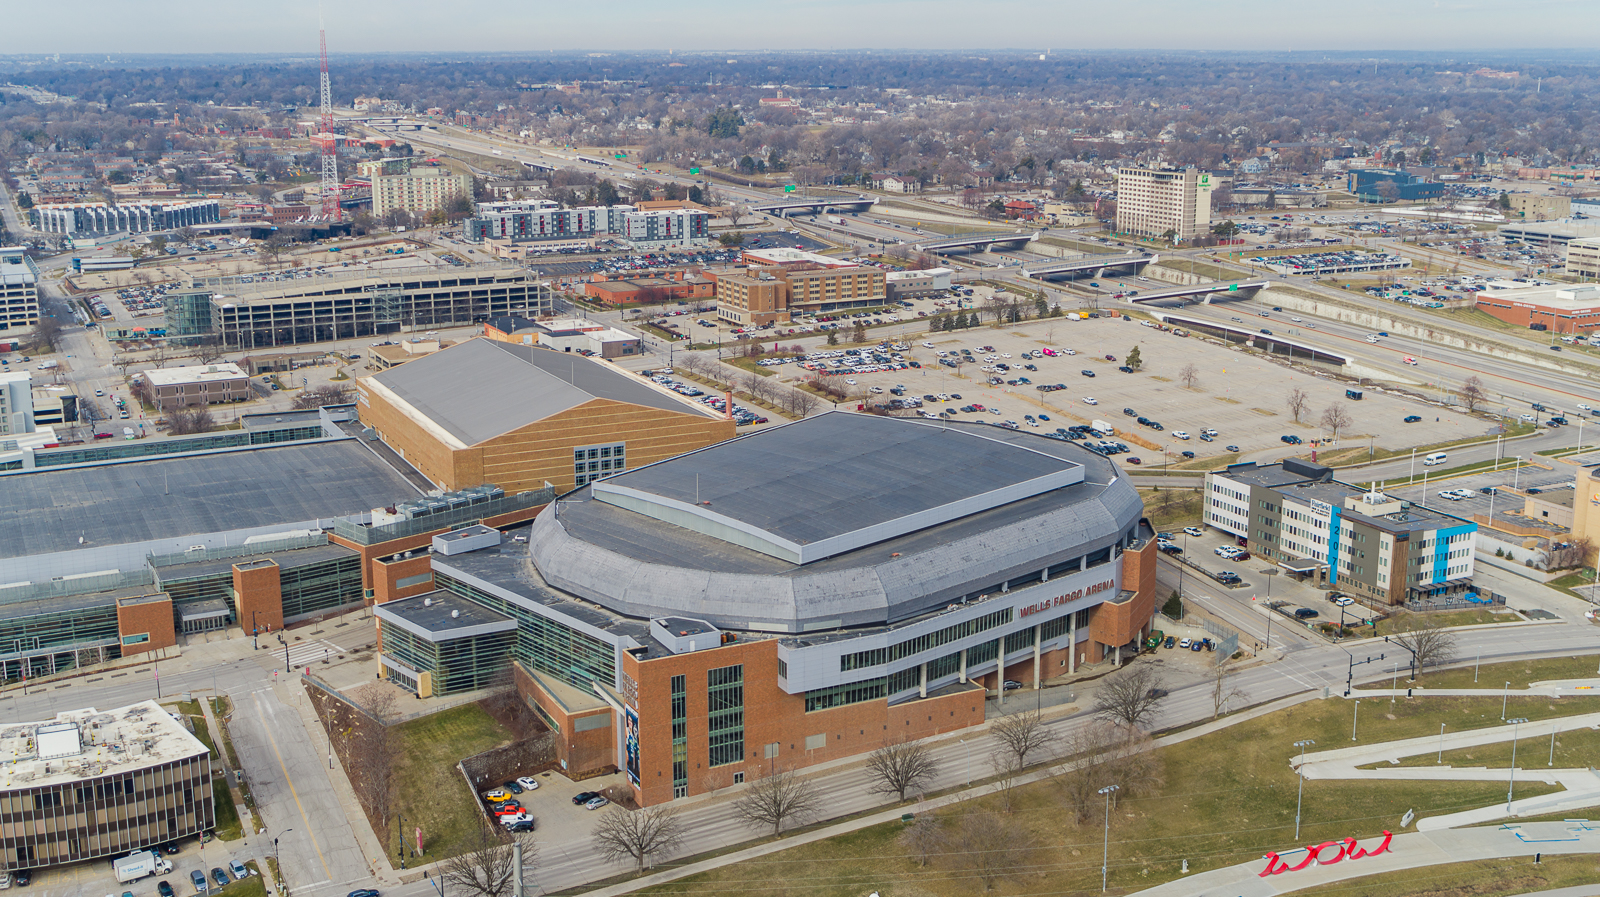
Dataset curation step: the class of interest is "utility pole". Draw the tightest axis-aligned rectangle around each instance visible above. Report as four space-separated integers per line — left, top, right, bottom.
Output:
1293 739 1315 839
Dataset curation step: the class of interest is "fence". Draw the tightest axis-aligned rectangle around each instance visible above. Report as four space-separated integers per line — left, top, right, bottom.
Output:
1154 612 1239 664
329 488 554 546
148 531 329 569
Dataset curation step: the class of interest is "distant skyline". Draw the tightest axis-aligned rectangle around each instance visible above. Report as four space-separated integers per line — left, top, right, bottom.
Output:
5 0 1600 56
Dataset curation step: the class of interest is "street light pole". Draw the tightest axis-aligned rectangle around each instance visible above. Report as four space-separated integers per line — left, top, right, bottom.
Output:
1506 717 1528 812
1293 739 1315 839
1438 723 1446 763
1099 785 1120 893
1502 681 1511 720
1352 700 1360 741
274 828 293 896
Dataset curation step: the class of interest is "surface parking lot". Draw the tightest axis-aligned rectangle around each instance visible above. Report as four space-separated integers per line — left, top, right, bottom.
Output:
756 314 1484 462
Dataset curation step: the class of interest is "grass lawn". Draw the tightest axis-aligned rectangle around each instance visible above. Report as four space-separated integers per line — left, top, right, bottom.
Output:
1170 452 1242 472
1413 656 1600 691
1547 570 1600 603
1138 486 1204 528
213 777 242 841
636 696 1563 897
1293 853 1600 897
1371 607 1516 637
388 703 513 862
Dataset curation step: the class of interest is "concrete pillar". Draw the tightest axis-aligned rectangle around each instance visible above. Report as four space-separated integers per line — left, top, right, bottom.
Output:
919 662 927 699
514 840 523 895
1068 612 1077 674
959 648 967 683
1032 624 1042 689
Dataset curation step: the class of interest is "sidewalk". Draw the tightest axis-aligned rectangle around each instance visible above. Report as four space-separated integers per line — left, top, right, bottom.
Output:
1126 822 1600 897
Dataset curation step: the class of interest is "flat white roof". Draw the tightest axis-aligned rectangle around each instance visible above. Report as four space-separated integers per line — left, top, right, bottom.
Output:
1478 283 1600 310
745 247 850 267
0 700 209 791
143 362 248 387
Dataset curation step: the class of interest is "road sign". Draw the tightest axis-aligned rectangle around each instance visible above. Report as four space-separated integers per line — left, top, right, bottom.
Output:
784 185 796 193
1229 284 1239 292
689 168 700 174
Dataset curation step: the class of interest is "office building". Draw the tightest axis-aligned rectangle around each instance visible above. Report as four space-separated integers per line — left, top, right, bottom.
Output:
375 413 1159 806
463 204 707 249
0 371 34 435
355 338 735 495
618 209 711 248
715 265 887 327
0 247 40 334
1497 220 1600 249
193 266 549 350
140 363 252 411
1204 460 1476 606
1507 194 1571 220
371 167 472 220
1114 167 1213 240
1565 238 1600 279
885 267 954 298
1569 463 1600 568
32 201 220 237
1475 283 1600 334
0 701 213 875
1346 170 1446 203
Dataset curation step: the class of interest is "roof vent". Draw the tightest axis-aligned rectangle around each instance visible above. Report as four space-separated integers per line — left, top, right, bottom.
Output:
451 609 460 619
424 597 432 607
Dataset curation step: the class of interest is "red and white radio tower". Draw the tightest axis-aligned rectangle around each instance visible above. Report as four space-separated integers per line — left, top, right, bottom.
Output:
318 20 340 223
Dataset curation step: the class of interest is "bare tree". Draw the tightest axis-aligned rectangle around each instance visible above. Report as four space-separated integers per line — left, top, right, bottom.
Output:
989 751 1024 814
1092 664 1166 731
865 741 940 803
1285 387 1310 423
1210 660 1249 719
947 810 1035 891
990 710 1056 772
1178 362 1201 390
1319 402 1353 441
347 684 399 841
789 389 821 419
733 768 821 837
193 335 226 365
148 343 170 369
1457 375 1489 413
899 815 942 868
1391 619 1458 680
440 829 538 897
166 406 217 435
591 805 685 874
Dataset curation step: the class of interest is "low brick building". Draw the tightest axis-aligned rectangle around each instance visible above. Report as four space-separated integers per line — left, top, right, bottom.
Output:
142 362 252 411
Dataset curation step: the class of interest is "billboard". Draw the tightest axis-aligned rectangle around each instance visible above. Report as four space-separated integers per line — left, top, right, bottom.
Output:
624 708 641 785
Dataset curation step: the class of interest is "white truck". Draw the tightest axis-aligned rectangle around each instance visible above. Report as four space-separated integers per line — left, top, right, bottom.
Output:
114 850 172 884
826 215 844 225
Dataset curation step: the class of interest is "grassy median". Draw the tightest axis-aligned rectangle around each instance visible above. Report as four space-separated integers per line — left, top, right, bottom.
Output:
388 703 513 862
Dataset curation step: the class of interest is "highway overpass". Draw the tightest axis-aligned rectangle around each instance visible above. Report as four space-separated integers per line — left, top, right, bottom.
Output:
1020 252 1157 281
919 231 1040 253
754 196 879 216
1124 280 1271 305
1155 314 1349 365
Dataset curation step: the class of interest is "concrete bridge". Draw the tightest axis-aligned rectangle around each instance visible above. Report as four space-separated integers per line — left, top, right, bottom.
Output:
1020 252 1157 280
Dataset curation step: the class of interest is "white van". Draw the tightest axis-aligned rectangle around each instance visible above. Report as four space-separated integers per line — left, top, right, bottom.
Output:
1422 452 1447 466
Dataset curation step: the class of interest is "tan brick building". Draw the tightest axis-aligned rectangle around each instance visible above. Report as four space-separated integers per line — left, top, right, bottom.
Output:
372 165 471 220
715 264 887 326
142 362 252 411
355 337 735 495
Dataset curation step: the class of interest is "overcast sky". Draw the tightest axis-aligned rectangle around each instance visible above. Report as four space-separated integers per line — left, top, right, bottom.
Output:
4 0 1598 55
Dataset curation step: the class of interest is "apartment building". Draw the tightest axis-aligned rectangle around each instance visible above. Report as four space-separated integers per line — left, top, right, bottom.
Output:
1114 167 1212 240
1205 460 1476 606
372 166 472 219
0 247 40 334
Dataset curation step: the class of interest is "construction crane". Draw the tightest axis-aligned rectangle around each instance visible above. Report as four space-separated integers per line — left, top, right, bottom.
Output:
318 19 340 223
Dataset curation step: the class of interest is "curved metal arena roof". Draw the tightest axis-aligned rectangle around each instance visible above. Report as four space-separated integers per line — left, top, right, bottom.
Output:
527 414 1143 634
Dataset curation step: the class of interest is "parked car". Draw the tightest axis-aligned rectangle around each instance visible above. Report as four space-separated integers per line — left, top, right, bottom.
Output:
347 891 381 897
585 795 610 810
158 882 174 897
1081 369 1096 377
190 871 208 894
211 868 229 888
1002 679 1024 690
1404 415 1422 423
1163 636 1176 648
503 780 524 794
1293 608 1319 619
572 791 601 806
515 776 540 791
1184 527 1203 537
228 861 248 881
482 789 511 802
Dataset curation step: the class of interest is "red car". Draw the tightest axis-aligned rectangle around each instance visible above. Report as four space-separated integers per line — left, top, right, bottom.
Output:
1126 457 1142 465
492 802 524 816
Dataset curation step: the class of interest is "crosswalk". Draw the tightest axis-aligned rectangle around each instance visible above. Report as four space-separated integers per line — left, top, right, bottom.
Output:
274 638 345 671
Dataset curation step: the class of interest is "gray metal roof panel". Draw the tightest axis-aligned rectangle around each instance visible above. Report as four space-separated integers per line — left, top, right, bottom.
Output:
0 442 415 561
602 413 1077 548
370 339 708 446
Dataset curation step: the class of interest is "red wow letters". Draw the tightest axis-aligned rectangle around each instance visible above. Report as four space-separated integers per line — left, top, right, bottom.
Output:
1259 831 1393 876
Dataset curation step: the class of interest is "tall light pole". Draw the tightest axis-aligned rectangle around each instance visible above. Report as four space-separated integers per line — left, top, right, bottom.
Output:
1437 723 1446 763
1351 700 1360 741
274 828 293 896
1293 739 1315 839
1099 784 1120 893
1502 681 1511 720
1506 717 1529 812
